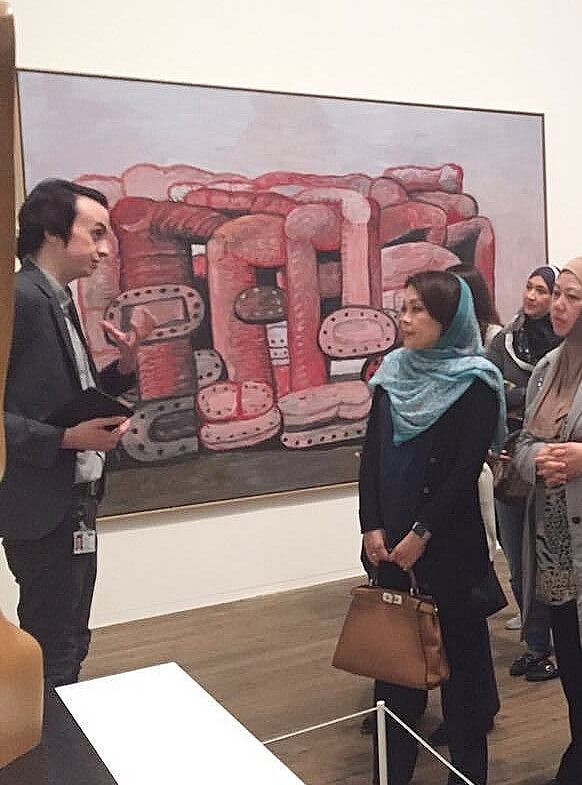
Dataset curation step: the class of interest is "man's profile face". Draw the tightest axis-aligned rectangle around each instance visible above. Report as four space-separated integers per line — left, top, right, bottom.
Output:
62 195 111 281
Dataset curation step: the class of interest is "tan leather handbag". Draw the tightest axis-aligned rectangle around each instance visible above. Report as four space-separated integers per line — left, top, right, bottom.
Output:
332 572 449 690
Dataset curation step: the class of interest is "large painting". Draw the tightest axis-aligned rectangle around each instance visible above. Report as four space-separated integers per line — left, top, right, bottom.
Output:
17 71 547 516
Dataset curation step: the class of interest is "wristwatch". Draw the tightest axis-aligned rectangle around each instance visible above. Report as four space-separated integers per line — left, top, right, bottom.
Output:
411 521 430 540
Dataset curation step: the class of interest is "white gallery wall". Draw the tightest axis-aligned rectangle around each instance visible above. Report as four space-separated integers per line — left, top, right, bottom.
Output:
2 0 582 626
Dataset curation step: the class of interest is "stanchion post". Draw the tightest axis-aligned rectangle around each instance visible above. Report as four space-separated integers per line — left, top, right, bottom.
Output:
376 701 388 785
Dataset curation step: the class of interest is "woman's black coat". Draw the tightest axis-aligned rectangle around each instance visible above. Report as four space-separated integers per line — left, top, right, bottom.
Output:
358 378 499 604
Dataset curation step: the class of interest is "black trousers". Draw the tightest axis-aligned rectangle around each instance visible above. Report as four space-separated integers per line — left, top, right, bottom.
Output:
3 489 98 687
549 600 582 785
373 566 496 785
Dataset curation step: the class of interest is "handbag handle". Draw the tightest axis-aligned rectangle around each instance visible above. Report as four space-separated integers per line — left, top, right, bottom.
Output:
408 569 420 595
369 566 420 596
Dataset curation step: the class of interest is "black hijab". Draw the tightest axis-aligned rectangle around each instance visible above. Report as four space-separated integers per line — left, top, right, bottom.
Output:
514 313 561 366
513 266 561 365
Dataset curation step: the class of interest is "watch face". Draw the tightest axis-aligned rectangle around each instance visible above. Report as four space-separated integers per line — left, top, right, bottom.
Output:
413 522 427 538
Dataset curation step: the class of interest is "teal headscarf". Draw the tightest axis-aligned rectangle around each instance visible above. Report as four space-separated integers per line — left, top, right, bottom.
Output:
369 276 507 450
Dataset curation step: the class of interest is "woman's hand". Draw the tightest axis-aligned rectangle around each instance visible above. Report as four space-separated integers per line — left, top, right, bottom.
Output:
486 448 506 469
540 442 582 484
388 531 427 572
536 444 567 487
363 529 390 568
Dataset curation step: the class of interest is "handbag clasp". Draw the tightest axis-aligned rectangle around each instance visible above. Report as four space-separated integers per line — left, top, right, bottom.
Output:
382 592 403 605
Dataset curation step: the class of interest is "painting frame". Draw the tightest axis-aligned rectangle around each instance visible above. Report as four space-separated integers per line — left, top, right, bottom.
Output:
16 68 548 517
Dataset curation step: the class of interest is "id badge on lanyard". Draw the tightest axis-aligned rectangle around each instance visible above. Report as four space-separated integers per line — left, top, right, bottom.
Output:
73 500 97 555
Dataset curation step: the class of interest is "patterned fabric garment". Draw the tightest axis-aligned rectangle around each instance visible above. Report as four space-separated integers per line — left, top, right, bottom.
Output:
513 312 561 367
536 483 577 605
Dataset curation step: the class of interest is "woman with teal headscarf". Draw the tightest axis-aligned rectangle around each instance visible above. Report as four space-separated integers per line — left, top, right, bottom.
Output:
359 270 506 785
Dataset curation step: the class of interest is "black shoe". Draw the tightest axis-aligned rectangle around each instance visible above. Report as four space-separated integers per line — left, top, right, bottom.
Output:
360 714 376 735
543 780 578 785
509 651 558 681
542 779 579 785
525 656 559 682
427 719 494 747
427 722 448 747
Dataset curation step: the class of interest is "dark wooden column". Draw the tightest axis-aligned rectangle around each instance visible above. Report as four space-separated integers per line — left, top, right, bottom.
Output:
0 1 15 483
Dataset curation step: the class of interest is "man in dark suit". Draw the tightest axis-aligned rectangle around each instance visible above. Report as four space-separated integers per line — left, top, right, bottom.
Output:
0 179 150 686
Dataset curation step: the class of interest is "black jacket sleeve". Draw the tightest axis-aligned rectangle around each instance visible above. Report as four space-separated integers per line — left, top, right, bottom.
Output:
414 380 499 536
4 412 65 469
486 330 505 372
487 330 525 415
358 388 384 533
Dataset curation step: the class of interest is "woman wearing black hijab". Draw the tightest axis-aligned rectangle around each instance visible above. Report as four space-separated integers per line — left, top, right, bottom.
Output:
488 265 562 680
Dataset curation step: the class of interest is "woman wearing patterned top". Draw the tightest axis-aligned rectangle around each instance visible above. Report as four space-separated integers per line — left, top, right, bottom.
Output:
514 257 582 785
488 265 561 680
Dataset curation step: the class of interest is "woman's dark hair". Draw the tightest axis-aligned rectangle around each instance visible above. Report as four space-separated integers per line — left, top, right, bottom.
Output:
405 270 460 332
448 262 502 341
17 179 109 260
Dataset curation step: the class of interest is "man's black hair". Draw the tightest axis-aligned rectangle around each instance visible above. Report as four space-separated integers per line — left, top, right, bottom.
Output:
17 179 108 260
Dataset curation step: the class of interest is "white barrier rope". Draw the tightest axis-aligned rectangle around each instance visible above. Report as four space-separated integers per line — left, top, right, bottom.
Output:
261 707 372 744
262 703 476 785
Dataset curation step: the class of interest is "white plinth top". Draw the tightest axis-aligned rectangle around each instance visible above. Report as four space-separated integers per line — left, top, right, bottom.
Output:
57 662 305 785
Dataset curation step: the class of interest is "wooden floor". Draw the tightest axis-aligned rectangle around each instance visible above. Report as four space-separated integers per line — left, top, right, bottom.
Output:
82 560 566 785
